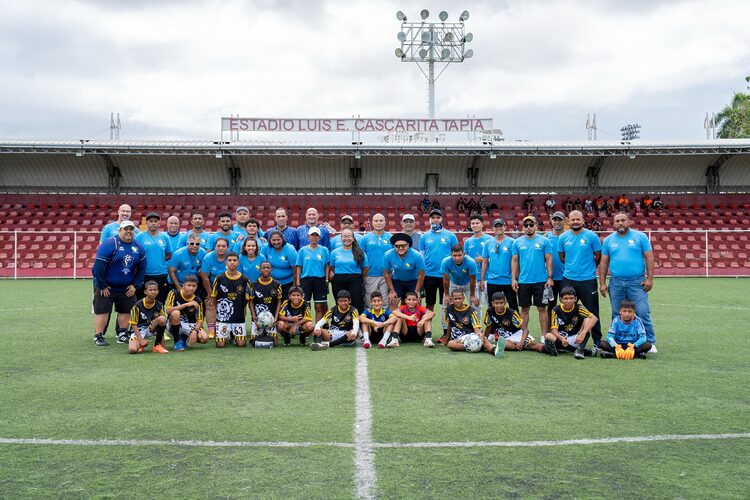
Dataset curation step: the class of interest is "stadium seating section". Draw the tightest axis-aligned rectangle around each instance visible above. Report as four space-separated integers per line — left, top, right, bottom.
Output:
0 193 748 277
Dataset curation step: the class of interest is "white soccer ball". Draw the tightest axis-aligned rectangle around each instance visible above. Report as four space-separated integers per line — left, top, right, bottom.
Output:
257 311 274 328
463 333 482 353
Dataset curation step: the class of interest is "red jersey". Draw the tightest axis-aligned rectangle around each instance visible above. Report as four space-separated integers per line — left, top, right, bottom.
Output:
398 304 428 327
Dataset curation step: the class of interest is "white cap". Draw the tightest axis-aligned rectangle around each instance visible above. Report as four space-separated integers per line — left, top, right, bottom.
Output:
308 226 321 236
119 220 136 229
401 214 415 222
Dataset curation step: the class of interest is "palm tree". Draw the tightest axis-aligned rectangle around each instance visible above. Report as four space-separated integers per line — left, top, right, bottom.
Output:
716 77 750 138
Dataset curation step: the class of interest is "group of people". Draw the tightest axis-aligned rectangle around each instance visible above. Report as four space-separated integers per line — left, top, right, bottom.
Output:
91 202 657 360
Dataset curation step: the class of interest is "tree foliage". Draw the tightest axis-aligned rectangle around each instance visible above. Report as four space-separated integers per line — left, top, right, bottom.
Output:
716 77 750 138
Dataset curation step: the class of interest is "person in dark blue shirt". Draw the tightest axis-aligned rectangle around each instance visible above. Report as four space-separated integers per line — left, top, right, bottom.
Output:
92 220 146 346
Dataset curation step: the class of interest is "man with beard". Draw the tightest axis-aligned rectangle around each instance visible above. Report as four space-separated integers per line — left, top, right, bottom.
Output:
208 211 244 251
267 207 299 249
557 210 602 351
178 211 211 249
135 212 172 304
599 212 657 352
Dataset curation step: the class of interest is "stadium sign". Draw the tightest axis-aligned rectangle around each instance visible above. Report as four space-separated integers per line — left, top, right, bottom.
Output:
221 117 492 133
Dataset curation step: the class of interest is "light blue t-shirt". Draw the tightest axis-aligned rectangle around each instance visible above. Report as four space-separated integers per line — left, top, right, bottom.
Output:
440 255 478 286
419 229 458 278
232 223 265 239
231 236 267 255
169 246 206 284
330 247 369 275
481 236 514 285
359 231 392 276
207 230 244 252
602 229 652 279
607 316 647 348
330 232 362 250
383 248 425 281
177 230 211 250
135 231 171 275
558 229 601 281
463 234 493 261
200 251 228 286
100 221 139 243
261 243 298 285
239 254 264 284
545 231 565 281
512 234 552 284
296 245 330 279
165 231 183 255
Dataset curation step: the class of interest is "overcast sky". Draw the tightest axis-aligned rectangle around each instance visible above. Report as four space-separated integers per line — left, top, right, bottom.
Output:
0 0 748 142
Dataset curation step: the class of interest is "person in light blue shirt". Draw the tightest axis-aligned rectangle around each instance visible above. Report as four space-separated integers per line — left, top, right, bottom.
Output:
419 209 458 341
360 213 392 308
262 230 299 299
164 215 183 255
383 233 425 308
511 215 554 338
544 211 566 312
295 226 331 321
200 236 230 337
135 212 172 303
480 218 517 311
206 211 244 252
330 214 363 250
231 206 251 239
600 212 656 347
238 237 264 284
464 213 493 307
599 300 652 359
99 203 139 243
329 228 369 313
440 245 478 306
557 210 603 347
177 211 211 249
169 233 206 290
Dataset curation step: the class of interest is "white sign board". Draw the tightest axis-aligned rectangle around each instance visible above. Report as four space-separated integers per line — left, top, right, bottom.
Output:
221 117 492 133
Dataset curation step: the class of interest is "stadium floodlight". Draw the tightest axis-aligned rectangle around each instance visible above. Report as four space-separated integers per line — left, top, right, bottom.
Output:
394 8 474 119
215 152 223 159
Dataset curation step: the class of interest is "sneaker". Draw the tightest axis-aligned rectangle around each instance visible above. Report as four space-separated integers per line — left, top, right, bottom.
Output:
116 333 130 344
299 338 307 346
152 344 169 354
310 342 329 351
590 344 600 358
423 337 435 348
494 341 505 358
93 334 109 347
387 338 400 348
574 347 585 360
378 342 386 349
174 340 186 352
648 345 657 354
543 338 557 356
637 352 647 359
208 330 216 339
437 335 448 345
363 341 371 349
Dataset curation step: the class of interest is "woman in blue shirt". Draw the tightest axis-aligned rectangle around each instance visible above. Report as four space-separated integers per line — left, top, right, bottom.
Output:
329 228 369 313
262 230 298 300
239 237 264 284
200 236 229 338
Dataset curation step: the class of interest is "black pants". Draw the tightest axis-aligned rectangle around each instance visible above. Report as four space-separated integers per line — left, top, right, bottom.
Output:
546 279 563 313
280 282 294 303
486 283 518 312
599 341 651 354
561 278 601 343
331 273 365 313
140 274 170 304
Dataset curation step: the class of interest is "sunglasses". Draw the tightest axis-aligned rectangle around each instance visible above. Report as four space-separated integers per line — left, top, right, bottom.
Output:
394 244 408 249
188 242 200 246
523 222 535 227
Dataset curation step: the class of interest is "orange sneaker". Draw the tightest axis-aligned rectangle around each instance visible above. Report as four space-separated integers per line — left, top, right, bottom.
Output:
152 344 169 354
208 329 216 339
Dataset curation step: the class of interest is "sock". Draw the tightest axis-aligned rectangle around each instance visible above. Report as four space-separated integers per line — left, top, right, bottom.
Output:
380 331 391 345
362 331 370 343
170 323 180 341
281 331 291 344
115 326 126 338
300 333 308 343
329 335 350 347
208 322 216 332
314 335 322 343
95 331 104 337
154 326 165 345
425 330 433 340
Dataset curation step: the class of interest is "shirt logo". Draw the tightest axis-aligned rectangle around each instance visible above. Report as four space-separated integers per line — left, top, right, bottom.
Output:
440 238 446 244
580 238 586 245
534 243 541 249
132 246 138 253
405 263 411 268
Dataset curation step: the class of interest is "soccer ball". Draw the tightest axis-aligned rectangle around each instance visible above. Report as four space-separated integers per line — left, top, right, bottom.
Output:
463 334 482 353
257 311 274 329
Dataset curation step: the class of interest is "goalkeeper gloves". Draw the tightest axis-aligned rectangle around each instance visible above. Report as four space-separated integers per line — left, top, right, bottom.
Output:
625 343 635 360
615 344 625 359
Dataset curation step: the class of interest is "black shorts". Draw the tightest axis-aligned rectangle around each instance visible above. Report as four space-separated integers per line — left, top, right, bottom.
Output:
401 325 424 342
423 276 444 307
392 279 417 299
300 277 328 303
486 283 518 312
517 282 545 307
140 274 170 304
93 289 136 315
368 327 386 344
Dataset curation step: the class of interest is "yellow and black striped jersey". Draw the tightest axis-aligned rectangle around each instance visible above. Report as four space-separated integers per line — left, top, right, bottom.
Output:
165 290 204 324
250 278 282 317
551 303 592 335
129 298 165 328
279 299 313 322
445 304 481 338
483 305 523 335
322 305 359 330
211 272 251 323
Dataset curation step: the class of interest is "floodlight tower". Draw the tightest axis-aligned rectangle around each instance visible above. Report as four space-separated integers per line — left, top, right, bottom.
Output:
395 9 474 119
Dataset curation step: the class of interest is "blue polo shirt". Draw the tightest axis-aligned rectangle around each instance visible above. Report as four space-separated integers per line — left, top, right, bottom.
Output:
169 246 206 284
545 231 565 281
360 231 392 276
99 221 140 243
383 248 425 281
239 254 264 284
200 251 228 286
267 226 299 249
207 230 244 252
135 230 171 276
93 236 146 291
558 229 601 281
602 229 652 279
261 243 298 285
440 255 478 286
330 247 369 275
463 233 493 261
177 230 211 250
512 234 552 284
330 232 363 250
296 245 330 278
481 237 514 285
419 229 458 278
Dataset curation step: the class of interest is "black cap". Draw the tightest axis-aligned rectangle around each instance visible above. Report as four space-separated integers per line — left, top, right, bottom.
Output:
390 232 413 247
492 218 506 227
145 211 160 220
429 208 443 217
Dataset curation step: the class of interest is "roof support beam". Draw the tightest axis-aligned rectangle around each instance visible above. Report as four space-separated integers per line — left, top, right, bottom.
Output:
227 155 241 195
102 154 121 195
705 154 730 194
466 155 480 194
586 156 605 194
350 156 362 194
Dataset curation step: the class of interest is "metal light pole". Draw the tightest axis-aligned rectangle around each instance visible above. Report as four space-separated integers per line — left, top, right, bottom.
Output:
395 9 473 119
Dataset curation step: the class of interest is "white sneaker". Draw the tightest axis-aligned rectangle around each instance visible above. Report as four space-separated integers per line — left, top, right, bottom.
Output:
648 345 657 354
423 338 435 348
387 338 400 348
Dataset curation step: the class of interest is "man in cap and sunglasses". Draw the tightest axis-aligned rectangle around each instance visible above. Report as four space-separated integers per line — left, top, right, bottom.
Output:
480 218 518 311
383 233 425 309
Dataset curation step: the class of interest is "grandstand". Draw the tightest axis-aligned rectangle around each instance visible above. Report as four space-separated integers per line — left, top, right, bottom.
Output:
1 138 749 278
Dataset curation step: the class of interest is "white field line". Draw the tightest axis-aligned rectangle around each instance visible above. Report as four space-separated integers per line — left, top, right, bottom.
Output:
1 433 747 450
354 348 377 500
653 303 750 312
0 305 89 312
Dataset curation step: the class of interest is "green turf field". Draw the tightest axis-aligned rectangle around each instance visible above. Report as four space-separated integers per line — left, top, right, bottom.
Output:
0 278 748 499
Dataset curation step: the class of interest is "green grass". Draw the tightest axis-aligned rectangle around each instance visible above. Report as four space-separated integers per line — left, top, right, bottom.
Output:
0 278 748 498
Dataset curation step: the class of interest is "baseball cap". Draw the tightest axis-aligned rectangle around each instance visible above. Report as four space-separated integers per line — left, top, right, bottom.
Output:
145 211 160 220
308 226 321 236
235 206 249 214
522 215 536 224
340 215 353 223
119 220 136 229
429 208 443 217
401 214 415 222
551 211 565 220
492 218 506 227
